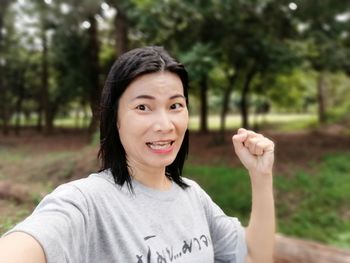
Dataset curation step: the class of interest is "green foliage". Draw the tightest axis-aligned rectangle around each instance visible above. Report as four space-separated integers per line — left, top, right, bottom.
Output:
180 43 218 83
267 68 317 111
128 0 201 47
295 0 349 72
325 72 350 123
50 26 90 110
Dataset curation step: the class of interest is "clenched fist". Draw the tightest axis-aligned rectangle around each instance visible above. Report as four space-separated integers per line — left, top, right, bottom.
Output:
232 128 275 178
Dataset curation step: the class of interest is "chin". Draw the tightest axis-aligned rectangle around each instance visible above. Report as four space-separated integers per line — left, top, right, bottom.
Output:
149 156 177 168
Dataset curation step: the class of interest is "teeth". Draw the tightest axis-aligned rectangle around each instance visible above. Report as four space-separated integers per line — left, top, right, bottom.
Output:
147 142 172 150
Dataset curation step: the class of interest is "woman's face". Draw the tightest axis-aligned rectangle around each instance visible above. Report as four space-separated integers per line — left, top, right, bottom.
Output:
117 71 188 171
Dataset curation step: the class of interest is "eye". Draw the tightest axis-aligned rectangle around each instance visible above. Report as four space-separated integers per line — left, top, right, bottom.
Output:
170 103 184 110
135 104 150 111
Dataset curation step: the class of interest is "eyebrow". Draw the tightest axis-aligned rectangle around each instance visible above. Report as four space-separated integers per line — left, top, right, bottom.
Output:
131 94 185 101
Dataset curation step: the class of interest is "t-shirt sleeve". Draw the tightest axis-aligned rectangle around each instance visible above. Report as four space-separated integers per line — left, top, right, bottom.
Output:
3 184 90 263
195 183 248 263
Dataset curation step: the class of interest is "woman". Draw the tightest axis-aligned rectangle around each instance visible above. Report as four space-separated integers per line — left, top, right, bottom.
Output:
0 46 275 263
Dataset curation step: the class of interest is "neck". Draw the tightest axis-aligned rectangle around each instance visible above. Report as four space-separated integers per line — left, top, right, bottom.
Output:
130 165 171 191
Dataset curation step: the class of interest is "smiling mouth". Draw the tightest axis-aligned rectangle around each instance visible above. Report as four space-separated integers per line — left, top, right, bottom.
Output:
146 141 174 150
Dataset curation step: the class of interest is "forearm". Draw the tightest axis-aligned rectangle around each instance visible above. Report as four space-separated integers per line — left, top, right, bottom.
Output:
245 173 275 263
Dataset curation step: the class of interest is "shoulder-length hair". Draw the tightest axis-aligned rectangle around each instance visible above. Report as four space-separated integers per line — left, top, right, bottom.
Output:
98 46 189 191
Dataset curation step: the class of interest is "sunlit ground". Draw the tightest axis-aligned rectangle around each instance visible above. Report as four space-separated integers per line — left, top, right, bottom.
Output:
47 113 317 132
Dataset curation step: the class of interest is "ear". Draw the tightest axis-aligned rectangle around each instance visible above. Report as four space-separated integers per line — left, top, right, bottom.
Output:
116 119 120 129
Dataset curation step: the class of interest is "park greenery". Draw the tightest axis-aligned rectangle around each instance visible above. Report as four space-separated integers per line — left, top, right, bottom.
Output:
1 0 350 135
1 0 350 251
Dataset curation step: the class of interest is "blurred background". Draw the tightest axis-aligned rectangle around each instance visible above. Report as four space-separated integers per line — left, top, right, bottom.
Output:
0 0 349 260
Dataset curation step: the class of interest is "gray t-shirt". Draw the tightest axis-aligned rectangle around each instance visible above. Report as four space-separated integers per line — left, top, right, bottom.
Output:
5 170 247 263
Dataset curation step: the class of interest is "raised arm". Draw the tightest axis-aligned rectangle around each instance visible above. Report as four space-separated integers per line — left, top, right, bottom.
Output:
0 232 46 263
232 128 275 263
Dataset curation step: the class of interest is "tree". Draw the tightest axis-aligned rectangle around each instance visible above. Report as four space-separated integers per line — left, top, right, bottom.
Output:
106 0 131 55
49 26 91 133
42 0 103 135
0 0 12 134
181 43 217 133
219 1 300 128
294 0 350 124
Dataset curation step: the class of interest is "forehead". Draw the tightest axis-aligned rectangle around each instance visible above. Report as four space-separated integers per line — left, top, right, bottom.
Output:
124 71 184 97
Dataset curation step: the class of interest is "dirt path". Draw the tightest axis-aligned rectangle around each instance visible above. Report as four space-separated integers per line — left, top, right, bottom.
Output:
189 130 350 174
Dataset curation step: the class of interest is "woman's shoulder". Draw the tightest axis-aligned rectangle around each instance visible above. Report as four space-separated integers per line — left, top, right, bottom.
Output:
182 177 202 189
181 177 207 197
50 170 124 201
68 169 116 189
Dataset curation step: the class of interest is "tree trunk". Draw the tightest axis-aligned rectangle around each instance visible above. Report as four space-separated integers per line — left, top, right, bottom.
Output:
0 66 7 135
74 106 80 128
36 104 43 132
199 75 208 133
14 71 25 135
46 109 55 134
87 15 101 137
317 71 327 124
219 85 232 138
114 6 128 55
240 64 257 129
106 0 129 55
220 65 240 134
41 29 50 135
274 234 350 263
0 0 10 135
0 100 10 135
0 67 10 135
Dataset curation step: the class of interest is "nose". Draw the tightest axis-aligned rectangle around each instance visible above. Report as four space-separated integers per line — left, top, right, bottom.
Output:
153 111 174 133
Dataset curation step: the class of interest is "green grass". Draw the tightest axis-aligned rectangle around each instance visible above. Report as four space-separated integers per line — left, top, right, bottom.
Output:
0 207 31 235
184 152 350 248
277 153 350 248
189 113 316 131
184 166 251 223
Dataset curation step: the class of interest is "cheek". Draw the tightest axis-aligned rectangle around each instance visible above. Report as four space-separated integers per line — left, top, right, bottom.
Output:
118 118 134 146
180 111 189 128
118 116 148 144
174 112 189 135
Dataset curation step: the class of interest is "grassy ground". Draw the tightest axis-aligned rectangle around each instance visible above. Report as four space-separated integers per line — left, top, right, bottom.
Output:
185 153 350 248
